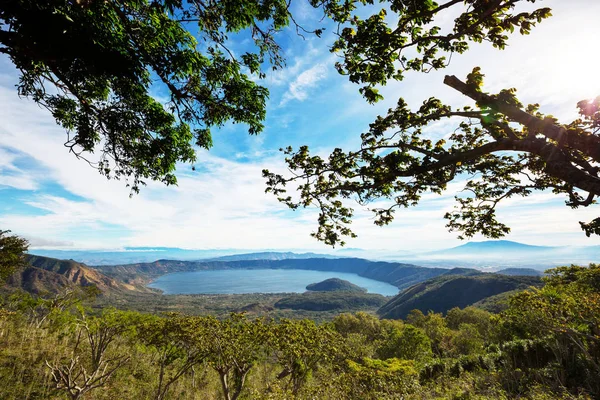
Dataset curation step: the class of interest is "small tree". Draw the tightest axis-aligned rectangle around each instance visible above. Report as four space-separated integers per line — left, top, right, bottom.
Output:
272 319 343 395
332 311 383 342
376 324 432 362
45 308 134 399
0 230 28 283
200 314 270 400
138 314 209 400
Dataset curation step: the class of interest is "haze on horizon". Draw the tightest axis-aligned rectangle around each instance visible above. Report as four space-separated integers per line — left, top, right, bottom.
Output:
1 0 600 253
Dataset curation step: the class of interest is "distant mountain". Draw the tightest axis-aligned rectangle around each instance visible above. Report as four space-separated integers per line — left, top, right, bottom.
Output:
306 278 367 293
403 240 600 269
378 273 542 319
6 255 142 295
27 248 244 265
427 240 553 256
495 268 543 276
28 249 342 265
208 252 339 262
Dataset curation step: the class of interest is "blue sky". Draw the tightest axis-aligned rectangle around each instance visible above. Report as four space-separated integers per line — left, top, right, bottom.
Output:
1 0 600 253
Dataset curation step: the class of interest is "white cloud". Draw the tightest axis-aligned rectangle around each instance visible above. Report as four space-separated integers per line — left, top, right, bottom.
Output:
279 63 329 105
0 175 38 191
0 148 39 190
1 0 600 253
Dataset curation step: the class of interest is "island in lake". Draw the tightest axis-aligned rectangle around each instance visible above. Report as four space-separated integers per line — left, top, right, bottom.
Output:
306 278 367 293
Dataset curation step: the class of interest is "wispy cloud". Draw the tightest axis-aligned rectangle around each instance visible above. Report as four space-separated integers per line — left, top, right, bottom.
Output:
279 63 329 105
0 148 39 190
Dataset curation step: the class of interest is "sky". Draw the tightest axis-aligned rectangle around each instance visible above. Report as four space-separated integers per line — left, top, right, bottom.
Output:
1 0 600 253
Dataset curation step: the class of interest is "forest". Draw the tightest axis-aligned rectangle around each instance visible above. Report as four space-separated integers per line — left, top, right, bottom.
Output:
0 263 598 399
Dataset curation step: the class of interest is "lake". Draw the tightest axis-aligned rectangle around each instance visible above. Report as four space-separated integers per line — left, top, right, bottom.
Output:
148 269 399 296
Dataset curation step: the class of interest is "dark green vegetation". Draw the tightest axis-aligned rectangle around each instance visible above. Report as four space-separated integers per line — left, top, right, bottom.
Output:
0 0 304 192
0 230 28 282
306 278 366 293
496 268 543 277
1 263 598 399
379 274 542 320
275 291 385 312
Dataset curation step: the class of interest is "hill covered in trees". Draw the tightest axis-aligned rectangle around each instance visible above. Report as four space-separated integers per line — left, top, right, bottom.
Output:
378 274 542 319
306 278 367 293
274 292 386 312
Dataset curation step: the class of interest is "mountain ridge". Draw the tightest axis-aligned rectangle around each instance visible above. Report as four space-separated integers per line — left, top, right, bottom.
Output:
93 257 457 291
378 273 542 319
29 240 600 268
6 255 143 295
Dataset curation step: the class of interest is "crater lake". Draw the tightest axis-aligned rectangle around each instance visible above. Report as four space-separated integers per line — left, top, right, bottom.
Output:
147 269 399 296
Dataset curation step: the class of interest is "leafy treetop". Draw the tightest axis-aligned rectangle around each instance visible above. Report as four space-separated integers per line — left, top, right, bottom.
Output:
263 1 600 246
0 230 28 282
0 0 319 193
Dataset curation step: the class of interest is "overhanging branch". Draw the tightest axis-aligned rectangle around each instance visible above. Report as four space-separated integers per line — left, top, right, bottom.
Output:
444 75 600 162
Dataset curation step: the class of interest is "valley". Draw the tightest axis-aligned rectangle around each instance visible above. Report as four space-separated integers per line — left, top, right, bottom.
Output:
4 242 547 320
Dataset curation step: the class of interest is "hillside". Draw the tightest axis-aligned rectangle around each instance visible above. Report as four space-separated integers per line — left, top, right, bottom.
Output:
306 278 367 293
94 258 467 290
495 268 543 276
6 255 141 295
378 274 542 319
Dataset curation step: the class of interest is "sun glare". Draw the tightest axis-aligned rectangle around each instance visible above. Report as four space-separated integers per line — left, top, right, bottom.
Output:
542 27 600 103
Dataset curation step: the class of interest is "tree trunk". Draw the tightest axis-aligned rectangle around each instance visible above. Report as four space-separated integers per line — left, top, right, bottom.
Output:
219 371 231 400
231 369 249 400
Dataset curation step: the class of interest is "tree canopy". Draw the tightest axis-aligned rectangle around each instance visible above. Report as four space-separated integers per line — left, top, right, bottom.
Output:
263 0 600 246
0 229 28 282
0 0 309 192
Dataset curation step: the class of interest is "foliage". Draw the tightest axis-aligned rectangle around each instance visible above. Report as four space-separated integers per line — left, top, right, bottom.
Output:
201 313 271 400
271 318 343 394
332 311 383 342
137 314 207 400
446 306 492 338
500 264 600 396
341 357 419 399
0 0 309 192
0 230 28 283
376 323 432 362
45 308 138 399
407 310 453 357
262 1 600 246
